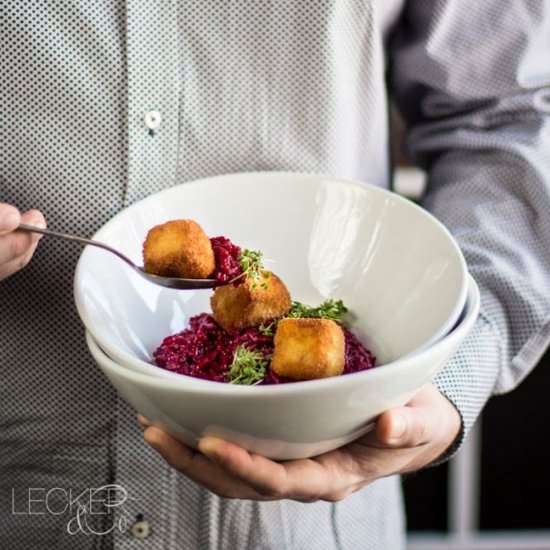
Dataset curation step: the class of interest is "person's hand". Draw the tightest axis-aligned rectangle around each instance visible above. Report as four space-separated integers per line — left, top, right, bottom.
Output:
139 383 461 502
0 203 46 282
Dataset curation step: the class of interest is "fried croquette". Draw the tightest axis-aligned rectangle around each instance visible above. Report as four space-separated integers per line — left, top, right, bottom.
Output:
271 318 345 380
210 272 291 331
143 219 215 279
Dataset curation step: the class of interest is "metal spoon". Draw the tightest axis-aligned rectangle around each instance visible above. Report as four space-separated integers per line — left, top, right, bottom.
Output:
17 223 218 290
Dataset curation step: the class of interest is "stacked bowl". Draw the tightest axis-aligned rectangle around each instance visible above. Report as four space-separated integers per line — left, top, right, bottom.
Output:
74 172 479 460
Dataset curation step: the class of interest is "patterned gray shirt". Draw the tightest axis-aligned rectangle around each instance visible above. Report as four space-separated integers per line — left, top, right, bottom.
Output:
2 1 550 549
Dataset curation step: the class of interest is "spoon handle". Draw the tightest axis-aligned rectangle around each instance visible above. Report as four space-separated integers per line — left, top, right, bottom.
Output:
17 223 137 269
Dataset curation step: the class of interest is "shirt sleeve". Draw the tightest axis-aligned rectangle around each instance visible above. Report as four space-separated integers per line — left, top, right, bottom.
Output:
388 0 550 458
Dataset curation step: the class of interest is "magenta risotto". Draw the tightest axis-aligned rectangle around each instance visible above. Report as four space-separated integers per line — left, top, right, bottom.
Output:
153 312 376 385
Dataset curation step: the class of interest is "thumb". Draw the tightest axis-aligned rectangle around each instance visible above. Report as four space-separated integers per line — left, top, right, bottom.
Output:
375 405 433 449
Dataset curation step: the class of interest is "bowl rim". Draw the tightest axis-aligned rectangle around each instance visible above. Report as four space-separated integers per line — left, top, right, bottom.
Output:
75 170 469 372
85 274 479 397
79 171 468 275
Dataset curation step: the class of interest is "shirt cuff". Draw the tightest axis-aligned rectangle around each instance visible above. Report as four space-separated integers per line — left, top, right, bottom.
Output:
430 312 501 465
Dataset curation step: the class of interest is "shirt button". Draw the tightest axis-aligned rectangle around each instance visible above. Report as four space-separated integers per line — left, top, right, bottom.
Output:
143 111 162 130
131 520 151 540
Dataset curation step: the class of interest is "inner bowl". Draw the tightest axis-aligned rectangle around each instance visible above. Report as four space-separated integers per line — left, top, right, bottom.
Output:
74 171 467 373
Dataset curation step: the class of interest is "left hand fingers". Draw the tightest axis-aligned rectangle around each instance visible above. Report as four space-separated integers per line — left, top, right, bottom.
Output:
198 437 360 501
139 416 359 502
142 425 264 500
138 382 460 501
137 414 152 428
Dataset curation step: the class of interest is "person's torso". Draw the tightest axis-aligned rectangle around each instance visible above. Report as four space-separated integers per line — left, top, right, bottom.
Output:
1 2 404 548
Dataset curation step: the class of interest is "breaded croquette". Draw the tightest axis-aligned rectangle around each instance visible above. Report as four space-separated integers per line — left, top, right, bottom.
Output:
143 219 215 279
210 272 291 331
271 318 345 380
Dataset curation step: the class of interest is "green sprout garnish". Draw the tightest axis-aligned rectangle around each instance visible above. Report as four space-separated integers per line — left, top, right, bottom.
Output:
256 299 349 339
239 248 264 274
258 321 276 336
227 345 269 385
239 249 271 289
286 299 348 323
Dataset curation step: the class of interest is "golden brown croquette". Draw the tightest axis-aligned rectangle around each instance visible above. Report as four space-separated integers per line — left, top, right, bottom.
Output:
143 219 215 279
210 272 291 331
271 318 345 380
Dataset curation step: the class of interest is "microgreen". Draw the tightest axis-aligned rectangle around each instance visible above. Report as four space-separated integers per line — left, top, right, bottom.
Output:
257 299 349 338
258 321 276 336
227 345 269 385
238 249 271 289
286 299 348 323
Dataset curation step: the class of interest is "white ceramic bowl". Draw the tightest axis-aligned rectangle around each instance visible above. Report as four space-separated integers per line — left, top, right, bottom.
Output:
85 275 479 460
74 172 467 374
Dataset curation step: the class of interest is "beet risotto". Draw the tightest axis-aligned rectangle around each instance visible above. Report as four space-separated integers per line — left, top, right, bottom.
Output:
154 313 376 385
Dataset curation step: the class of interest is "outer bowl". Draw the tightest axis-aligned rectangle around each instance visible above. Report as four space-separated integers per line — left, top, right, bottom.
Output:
85 275 479 460
74 172 467 374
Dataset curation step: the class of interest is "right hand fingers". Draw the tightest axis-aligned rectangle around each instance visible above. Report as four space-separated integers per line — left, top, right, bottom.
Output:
0 245 38 281
0 203 21 235
0 206 46 279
